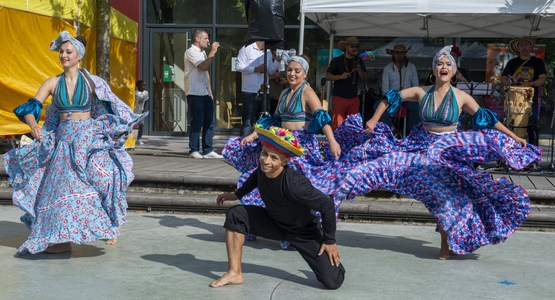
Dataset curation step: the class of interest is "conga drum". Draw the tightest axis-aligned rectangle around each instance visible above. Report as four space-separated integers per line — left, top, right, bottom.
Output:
504 86 534 138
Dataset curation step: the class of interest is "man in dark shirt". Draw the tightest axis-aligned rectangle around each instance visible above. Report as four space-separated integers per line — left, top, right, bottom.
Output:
210 126 345 289
501 36 547 147
326 36 368 130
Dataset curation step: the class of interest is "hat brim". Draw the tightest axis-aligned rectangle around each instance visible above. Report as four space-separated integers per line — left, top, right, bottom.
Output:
338 40 359 52
386 46 411 55
255 127 305 157
509 37 536 54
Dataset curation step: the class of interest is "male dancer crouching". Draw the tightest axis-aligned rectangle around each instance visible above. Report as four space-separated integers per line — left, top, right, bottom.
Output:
211 125 345 289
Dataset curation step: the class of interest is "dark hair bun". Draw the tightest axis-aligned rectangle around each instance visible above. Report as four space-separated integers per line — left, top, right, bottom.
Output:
76 36 87 47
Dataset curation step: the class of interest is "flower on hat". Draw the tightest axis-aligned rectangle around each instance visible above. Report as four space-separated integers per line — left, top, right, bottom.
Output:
255 124 307 157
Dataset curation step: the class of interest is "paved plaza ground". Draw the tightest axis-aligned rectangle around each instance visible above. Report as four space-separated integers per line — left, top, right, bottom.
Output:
0 206 554 300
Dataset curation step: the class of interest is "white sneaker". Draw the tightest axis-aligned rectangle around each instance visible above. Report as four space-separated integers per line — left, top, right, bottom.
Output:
203 151 223 159
190 151 204 159
138 139 144 145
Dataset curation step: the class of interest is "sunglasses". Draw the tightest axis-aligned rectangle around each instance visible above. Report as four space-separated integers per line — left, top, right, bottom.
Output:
519 44 531 48
348 44 359 49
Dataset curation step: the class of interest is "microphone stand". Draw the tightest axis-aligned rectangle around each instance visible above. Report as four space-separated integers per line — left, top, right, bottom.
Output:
352 52 365 120
352 51 359 85
547 106 555 172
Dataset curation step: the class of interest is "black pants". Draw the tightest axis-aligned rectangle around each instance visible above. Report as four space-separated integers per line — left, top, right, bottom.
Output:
224 205 346 289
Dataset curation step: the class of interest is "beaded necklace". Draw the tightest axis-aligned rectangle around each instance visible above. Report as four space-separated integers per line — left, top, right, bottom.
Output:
344 55 355 74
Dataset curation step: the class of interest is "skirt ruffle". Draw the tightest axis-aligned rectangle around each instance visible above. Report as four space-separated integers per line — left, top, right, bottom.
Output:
333 122 541 254
3 117 134 254
224 114 542 254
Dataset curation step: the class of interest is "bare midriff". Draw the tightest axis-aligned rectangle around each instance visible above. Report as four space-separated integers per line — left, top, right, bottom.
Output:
60 111 91 121
281 121 309 131
423 124 457 133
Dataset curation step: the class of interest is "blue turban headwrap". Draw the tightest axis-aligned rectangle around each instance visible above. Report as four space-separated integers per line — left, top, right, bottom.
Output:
279 49 309 74
49 31 86 59
288 56 309 74
432 45 457 74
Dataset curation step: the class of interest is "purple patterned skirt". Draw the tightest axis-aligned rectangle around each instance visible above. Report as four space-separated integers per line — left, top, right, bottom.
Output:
223 114 542 254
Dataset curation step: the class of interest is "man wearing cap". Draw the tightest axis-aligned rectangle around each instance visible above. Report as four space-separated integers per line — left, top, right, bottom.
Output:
326 36 368 130
379 43 420 134
211 126 345 289
501 37 546 147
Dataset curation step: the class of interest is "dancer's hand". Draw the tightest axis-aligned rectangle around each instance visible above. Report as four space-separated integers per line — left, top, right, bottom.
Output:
240 133 257 146
514 136 527 148
30 126 43 141
365 118 378 133
329 140 341 160
216 192 238 206
318 243 341 267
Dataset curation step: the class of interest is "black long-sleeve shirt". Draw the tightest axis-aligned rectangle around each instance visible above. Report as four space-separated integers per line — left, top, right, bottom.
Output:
235 166 337 244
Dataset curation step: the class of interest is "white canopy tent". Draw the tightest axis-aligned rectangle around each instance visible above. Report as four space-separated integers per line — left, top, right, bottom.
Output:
297 0 555 103
299 0 555 41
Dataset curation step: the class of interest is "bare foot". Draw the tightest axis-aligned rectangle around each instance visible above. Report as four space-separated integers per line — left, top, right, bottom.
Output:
106 238 117 245
45 243 72 254
209 272 244 288
106 226 121 245
438 247 451 260
439 249 457 260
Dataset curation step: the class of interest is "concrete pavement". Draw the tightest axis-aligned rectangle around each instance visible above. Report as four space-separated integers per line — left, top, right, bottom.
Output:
0 206 554 300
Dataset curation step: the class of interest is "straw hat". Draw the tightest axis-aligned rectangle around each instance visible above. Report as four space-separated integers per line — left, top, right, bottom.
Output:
386 43 412 55
508 36 536 54
254 126 306 157
338 36 360 52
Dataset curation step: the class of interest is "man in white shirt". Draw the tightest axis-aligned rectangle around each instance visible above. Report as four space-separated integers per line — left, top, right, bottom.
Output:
184 29 223 159
378 43 420 133
236 41 280 137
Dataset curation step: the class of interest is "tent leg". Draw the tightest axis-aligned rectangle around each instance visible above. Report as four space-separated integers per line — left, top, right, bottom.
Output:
299 12 305 54
326 31 335 115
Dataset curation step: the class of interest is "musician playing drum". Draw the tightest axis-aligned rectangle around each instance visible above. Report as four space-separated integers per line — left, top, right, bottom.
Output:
501 36 547 148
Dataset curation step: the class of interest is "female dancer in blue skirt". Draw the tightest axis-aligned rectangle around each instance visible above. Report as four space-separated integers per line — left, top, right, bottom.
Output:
334 45 542 259
3 31 145 254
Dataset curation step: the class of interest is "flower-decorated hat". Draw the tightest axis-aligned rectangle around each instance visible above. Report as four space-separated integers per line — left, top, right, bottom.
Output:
255 125 306 157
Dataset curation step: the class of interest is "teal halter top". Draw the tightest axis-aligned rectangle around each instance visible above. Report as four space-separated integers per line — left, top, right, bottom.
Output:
53 69 93 113
419 85 459 127
276 81 313 122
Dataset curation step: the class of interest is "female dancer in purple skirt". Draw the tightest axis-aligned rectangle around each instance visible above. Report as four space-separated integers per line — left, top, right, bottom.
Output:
3 31 145 254
334 45 542 259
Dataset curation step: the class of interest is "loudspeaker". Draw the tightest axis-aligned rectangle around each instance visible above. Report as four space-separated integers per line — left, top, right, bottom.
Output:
245 0 284 46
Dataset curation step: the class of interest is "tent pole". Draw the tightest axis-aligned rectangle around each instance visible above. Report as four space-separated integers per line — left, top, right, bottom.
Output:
299 12 306 54
326 29 335 114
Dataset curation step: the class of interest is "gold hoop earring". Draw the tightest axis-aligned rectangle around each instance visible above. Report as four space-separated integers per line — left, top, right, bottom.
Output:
450 76 458 85
429 74 435 84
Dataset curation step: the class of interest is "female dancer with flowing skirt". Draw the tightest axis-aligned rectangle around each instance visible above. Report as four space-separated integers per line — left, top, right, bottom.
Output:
334 45 542 259
3 31 145 254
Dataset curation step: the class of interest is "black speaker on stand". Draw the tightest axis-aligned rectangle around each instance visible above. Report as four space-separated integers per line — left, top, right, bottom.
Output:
244 0 285 113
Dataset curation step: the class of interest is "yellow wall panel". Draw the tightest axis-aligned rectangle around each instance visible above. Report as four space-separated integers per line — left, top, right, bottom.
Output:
0 7 137 146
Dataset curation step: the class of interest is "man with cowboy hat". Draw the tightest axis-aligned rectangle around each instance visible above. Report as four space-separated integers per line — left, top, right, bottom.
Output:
326 36 368 130
378 43 419 135
501 36 547 148
211 125 345 289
